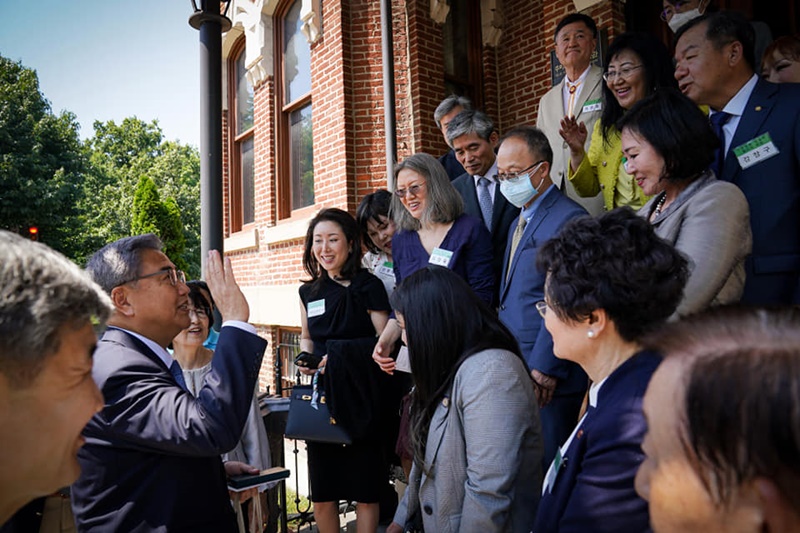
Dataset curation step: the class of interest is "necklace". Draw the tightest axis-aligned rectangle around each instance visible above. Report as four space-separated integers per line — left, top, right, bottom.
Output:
652 193 667 219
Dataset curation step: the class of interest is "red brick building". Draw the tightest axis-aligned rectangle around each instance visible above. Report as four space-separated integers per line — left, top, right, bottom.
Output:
217 0 793 392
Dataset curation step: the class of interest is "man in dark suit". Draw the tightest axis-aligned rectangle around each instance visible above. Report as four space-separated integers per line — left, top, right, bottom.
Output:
71 234 268 532
434 95 471 181
448 110 520 303
495 126 588 471
675 11 800 305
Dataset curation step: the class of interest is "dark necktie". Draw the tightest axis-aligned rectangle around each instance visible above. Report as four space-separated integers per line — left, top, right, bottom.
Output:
170 360 187 390
709 111 732 178
477 177 493 231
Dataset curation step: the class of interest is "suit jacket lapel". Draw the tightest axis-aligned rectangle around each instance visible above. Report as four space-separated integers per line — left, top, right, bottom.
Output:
491 184 511 233
724 79 776 183
505 191 556 289
102 327 170 373
572 65 602 121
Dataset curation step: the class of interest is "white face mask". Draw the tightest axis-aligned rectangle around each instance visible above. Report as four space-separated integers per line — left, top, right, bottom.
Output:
668 8 704 33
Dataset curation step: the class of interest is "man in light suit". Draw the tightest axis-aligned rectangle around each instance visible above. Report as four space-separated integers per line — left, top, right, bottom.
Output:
496 126 588 472
71 234 268 532
675 11 800 305
536 13 604 216
434 95 471 181
448 109 520 303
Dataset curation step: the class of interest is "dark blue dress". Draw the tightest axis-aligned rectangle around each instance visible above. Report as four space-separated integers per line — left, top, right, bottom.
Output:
392 214 495 305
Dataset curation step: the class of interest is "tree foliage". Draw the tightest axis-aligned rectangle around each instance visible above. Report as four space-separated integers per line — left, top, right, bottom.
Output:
78 118 200 277
0 55 85 252
131 175 187 272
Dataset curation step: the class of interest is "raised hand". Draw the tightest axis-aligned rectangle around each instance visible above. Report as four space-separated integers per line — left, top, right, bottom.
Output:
204 250 250 323
559 115 588 156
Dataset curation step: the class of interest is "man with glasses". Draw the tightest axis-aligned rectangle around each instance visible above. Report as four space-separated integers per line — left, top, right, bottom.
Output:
71 234 268 532
495 126 588 476
536 13 604 217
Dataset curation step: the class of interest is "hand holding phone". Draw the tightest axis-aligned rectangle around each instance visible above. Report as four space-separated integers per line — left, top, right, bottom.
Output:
294 351 323 369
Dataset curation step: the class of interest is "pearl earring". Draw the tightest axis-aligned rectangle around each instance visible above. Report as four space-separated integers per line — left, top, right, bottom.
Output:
587 330 595 338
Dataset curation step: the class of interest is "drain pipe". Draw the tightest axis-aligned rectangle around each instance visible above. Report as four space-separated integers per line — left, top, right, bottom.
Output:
380 0 397 190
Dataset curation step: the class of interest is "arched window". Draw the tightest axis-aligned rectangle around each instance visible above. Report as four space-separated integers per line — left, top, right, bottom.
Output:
228 37 255 230
277 0 314 217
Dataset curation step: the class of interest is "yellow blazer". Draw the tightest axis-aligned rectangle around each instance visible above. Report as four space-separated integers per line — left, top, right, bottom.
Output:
568 120 651 212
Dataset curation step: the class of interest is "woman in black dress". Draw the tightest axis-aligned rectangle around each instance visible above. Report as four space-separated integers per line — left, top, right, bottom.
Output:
298 208 391 533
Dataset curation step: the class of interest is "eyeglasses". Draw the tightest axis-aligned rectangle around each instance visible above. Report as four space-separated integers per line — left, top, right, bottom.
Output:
535 300 549 318
660 0 692 21
188 307 208 319
130 267 186 287
497 160 545 182
603 65 643 83
394 183 426 199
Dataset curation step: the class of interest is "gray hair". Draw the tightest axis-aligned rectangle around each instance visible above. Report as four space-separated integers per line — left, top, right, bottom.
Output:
445 109 495 146
86 234 164 294
433 95 473 128
498 125 554 166
0 230 113 387
391 153 464 231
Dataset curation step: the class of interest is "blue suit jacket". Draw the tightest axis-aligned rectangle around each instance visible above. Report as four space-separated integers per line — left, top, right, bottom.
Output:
71 327 267 533
439 149 465 181
452 171 520 303
498 187 586 393
534 351 660 533
720 79 800 305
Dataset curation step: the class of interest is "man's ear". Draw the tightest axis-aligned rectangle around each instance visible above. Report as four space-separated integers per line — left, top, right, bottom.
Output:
727 41 744 68
489 130 500 147
110 286 134 317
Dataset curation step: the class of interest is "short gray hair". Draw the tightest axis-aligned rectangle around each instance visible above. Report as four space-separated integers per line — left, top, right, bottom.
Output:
434 95 473 128
446 109 495 146
0 230 113 387
86 234 164 294
391 153 464 231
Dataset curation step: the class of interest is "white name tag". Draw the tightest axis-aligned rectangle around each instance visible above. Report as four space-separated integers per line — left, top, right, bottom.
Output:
377 261 394 277
428 247 453 267
733 133 780 170
582 98 602 114
542 447 564 495
307 299 325 318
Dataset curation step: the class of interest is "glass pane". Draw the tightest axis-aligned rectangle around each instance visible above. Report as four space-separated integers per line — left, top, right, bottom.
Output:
236 51 254 133
283 0 312 104
443 1 469 80
241 136 255 224
290 104 314 209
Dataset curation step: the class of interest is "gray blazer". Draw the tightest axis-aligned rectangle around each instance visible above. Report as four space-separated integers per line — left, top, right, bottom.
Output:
638 173 752 317
393 349 543 532
536 64 604 216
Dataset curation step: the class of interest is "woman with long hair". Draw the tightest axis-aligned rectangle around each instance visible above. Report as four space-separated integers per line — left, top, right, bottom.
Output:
561 32 677 211
298 208 391 533
386 267 542 533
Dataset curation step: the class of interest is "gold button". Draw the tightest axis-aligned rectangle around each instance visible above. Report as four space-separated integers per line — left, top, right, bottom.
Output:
755 106 762 111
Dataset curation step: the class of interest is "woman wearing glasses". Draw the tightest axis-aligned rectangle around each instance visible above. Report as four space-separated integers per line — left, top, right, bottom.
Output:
533 208 688 533
560 32 676 212
372 152 494 375
171 282 272 530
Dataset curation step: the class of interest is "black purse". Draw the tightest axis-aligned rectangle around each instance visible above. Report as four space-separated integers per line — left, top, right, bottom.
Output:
284 383 353 445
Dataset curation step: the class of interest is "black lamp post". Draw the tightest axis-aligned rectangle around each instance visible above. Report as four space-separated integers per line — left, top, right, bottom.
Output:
189 1 232 271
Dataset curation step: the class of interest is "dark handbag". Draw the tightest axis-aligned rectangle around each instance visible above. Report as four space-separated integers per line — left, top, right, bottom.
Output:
285 384 352 445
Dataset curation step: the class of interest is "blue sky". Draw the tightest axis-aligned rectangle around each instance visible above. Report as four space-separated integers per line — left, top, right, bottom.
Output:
0 0 201 147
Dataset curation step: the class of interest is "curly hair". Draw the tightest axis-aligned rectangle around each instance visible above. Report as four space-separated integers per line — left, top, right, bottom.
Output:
536 207 688 342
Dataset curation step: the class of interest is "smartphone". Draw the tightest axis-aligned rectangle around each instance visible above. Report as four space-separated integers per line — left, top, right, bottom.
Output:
294 351 323 369
227 467 290 491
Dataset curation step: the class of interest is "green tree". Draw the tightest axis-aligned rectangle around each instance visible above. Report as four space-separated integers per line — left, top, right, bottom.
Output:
131 175 188 272
0 55 85 252
79 118 200 276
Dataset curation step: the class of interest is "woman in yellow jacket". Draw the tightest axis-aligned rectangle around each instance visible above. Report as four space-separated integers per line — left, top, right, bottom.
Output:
561 32 677 212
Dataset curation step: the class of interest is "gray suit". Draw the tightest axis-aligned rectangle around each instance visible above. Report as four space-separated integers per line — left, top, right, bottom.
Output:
536 64 604 216
638 173 751 318
393 349 543 532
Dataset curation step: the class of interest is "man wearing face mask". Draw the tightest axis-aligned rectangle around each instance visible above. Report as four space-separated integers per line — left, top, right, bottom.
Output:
496 126 588 474
661 0 772 72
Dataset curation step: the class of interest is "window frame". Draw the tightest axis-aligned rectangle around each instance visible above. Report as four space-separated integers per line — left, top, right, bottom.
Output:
227 37 256 232
443 0 484 108
275 0 315 220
